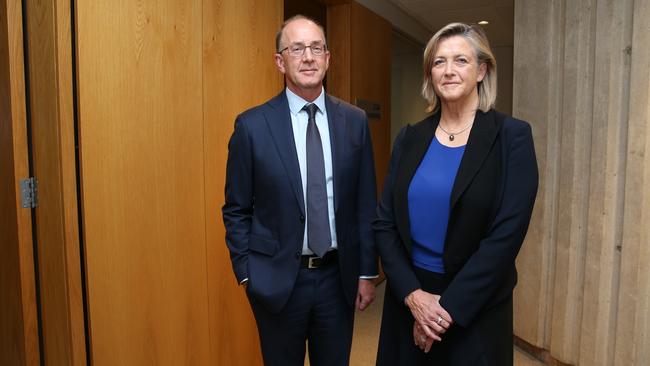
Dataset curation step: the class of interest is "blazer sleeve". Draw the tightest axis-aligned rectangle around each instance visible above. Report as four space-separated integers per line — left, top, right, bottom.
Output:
440 120 539 327
358 114 380 277
222 116 253 283
373 126 422 301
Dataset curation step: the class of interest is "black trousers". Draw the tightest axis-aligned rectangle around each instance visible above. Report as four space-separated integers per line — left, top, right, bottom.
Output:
376 267 513 366
248 263 355 366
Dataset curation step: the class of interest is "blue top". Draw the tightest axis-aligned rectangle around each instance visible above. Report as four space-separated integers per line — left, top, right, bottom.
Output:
408 136 465 273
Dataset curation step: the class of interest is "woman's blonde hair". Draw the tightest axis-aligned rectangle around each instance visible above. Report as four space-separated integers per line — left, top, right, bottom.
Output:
421 23 497 113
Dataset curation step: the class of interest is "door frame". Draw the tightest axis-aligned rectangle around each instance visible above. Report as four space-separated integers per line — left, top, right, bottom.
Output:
22 0 87 364
0 0 40 364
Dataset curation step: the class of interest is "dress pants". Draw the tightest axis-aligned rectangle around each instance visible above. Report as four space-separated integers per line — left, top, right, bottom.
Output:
248 262 354 366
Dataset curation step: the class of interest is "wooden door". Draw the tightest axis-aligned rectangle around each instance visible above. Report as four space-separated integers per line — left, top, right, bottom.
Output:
0 0 40 364
76 0 211 363
74 0 281 364
22 0 86 364
3 0 282 364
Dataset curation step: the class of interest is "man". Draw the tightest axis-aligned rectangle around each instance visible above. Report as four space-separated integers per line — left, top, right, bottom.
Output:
222 15 378 366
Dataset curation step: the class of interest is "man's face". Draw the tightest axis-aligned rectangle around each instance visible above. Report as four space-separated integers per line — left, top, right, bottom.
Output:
274 19 330 100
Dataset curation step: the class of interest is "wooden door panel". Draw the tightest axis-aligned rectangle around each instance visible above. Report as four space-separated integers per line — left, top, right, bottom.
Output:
23 0 86 363
202 1 282 365
76 0 209 363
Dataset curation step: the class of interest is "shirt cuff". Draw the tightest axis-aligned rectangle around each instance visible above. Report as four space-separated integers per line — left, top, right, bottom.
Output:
359 275 379 280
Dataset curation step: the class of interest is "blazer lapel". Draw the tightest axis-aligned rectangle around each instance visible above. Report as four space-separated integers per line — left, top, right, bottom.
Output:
450 109 500 209
325 94 345 213
393 113 439 252
265 91 305 215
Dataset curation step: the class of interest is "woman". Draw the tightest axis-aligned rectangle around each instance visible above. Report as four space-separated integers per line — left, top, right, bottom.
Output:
374 23 538 365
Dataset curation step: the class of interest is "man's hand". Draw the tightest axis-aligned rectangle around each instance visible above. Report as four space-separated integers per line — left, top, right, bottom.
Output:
356 279 376 311
405 289 453 339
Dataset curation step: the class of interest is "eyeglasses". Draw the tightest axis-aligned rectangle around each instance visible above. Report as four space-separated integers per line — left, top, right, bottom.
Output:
278 43 328 57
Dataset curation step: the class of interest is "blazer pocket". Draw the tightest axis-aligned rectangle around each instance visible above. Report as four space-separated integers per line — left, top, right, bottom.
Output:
248 233 279 256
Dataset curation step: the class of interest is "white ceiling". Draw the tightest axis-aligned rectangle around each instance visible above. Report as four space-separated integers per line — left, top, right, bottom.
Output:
357 0 514 47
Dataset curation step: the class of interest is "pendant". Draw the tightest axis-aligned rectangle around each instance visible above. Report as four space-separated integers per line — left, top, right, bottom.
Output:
449 134 455 141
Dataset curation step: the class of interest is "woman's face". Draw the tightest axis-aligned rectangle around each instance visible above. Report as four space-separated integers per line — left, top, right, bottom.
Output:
430 35 486 105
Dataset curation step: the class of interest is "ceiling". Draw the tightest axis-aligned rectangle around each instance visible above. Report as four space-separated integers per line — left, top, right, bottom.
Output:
359 0 514 47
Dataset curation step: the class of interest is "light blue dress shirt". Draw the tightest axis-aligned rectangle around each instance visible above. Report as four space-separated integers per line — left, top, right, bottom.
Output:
285 87 338 255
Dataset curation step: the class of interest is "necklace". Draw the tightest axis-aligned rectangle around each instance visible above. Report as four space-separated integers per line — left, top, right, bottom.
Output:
438 120 474 141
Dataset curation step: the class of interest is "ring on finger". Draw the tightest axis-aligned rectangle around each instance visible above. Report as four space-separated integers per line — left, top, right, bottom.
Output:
436 316 443 325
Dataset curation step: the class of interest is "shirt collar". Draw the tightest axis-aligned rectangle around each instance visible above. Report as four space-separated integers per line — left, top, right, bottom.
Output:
286 87 326 117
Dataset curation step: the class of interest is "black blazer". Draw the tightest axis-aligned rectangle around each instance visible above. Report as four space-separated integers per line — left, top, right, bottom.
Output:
374 109 538 327
222 91 378 313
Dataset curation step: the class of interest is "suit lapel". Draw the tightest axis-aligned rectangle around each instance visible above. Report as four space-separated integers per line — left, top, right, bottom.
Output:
393 113 438 252
450 109 500 209
265 91 305 214
392 110 501 251
325 94 345 213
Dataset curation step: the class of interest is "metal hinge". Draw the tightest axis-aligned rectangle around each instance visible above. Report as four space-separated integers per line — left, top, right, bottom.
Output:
20 177 39 208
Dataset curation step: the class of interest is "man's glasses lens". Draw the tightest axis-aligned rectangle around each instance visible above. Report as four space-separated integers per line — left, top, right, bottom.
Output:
285 44 326 56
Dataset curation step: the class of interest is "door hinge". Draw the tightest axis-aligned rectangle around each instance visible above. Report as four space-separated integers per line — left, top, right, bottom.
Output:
20 177 39 208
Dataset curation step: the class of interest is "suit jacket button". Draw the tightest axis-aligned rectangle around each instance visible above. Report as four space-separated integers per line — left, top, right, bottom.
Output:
295 251 301 259
300 215 305 223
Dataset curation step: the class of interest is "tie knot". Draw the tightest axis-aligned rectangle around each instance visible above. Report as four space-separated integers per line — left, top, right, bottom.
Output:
302 103 319 120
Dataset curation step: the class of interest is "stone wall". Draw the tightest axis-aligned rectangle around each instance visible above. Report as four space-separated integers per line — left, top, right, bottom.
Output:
513 0 650 364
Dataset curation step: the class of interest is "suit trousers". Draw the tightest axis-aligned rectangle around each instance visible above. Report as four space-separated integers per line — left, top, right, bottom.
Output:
247 262 355 366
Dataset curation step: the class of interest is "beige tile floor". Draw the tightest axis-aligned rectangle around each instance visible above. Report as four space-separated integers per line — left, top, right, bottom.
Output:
349 281 385 365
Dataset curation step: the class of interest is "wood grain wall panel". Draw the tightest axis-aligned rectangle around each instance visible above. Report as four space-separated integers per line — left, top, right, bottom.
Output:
327 2 391 196
76 0 210 364
54 0 87 361
202 1 282 365
0 0 40 364
350 2 391 194
24 0 85 363
326 4 351 102
615 0 650 364
578 1 632 364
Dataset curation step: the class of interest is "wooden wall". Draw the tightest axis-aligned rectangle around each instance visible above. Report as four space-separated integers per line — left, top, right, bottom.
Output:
202 1 282 365
74 0 281 364
4 1 393 364
0 0 39 364
513 0 650 364
327 1 392 195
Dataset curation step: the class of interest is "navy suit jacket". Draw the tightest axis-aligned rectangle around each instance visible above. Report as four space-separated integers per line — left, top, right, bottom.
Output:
374 109 538 328
222 91 378 313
